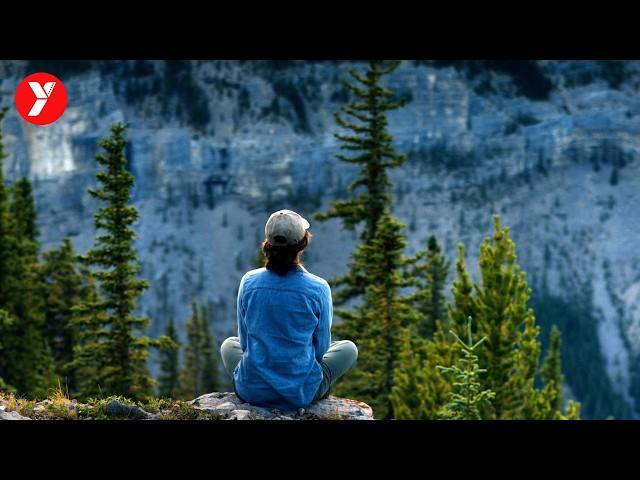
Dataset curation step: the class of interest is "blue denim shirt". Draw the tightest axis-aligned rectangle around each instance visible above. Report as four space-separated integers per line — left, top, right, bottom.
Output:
233 265 332 410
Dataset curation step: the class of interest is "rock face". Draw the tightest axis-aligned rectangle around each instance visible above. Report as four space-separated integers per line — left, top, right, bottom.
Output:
190 392 374 420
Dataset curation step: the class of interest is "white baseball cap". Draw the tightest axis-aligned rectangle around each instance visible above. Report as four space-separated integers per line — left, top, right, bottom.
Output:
265 209 310 246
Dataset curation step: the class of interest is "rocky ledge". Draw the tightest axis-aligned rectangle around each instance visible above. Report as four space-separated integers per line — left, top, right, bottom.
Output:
190 392 373 420
0 392 373 420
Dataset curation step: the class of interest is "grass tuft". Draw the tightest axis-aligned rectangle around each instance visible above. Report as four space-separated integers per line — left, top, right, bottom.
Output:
1 391 224 420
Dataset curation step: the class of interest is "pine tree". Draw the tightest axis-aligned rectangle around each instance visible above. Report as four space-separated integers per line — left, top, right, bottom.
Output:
393 242 477 417
71 124 166 401
446 215 579 419
447 216 536 418
540 325 563 412
69 269 105 399
332 212 420 419
389 330 430 419
391 321 454 419
158 317 180 398
179 299 205 399
41 237 90 393
313 60 408 306
437 318 496 420
199 303 219 393
0 309 15 392
0 116 55 397
410 235 450 339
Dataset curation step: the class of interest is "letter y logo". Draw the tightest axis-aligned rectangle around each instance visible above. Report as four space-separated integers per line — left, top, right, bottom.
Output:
27 81 56 116
15 72 68 126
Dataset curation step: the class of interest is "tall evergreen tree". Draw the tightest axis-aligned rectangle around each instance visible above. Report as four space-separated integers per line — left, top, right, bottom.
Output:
179 299 205 399
0 110 55 397
199 303 220 393
437 318 496 420
41 237 93 393
410 235 450 339
314 60 408 306
158 317 180 398
71 124 165 401
7 180 56 397
332 213 420 419
446 215 579 419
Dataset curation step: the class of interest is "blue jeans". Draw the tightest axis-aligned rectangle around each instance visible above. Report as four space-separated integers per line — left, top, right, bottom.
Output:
220 337 358 404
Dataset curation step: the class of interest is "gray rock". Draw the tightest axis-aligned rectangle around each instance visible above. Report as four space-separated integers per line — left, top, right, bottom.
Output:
0 410 31 420
105 400 152 420
229 409 251 420
306 396 374 420
190 392 373 420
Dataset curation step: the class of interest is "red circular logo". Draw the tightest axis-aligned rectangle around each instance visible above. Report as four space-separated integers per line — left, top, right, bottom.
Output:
14 72 68 126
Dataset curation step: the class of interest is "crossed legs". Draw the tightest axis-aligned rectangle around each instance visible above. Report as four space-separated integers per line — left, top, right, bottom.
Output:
220 337 358 403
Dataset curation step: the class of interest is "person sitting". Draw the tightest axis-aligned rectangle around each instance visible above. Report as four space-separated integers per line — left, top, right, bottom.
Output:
220 209 358 410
